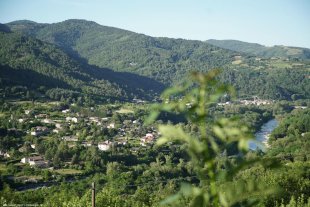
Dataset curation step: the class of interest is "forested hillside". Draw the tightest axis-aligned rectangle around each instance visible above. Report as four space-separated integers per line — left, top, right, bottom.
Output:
4 19 310 100
7 19 237 85
207 39 310 60
0 30 164 103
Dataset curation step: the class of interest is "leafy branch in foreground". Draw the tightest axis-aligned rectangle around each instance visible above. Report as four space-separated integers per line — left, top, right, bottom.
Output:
147 70 280 207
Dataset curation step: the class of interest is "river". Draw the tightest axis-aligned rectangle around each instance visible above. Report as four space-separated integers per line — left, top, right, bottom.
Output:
249 119 278 151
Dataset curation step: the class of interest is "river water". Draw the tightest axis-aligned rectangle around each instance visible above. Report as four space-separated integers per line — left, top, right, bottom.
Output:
249 119 278 151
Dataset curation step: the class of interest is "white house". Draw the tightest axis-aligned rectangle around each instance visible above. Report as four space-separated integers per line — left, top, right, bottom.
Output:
21 157 29 164
98 141 112 151
55 123 62 128
107 123 115 129
66 117 78 123
25 110 31 115
21 156 46 167
0 151 10 158
42 119 54 124
72 117 78 123
4 152 10 158
89 117 99 122
66 117 72 122
140 133 155 146
62 109 70 113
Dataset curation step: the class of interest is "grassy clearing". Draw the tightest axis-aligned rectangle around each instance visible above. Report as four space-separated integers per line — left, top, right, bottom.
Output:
270 62 292 69
15 175 43 181
53 169 83 175
232 60 242 65
0 163 7 173
116 108 134 114
9 100 32 104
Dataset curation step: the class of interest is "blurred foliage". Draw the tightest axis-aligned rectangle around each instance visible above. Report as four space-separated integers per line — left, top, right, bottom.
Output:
148 70 280 206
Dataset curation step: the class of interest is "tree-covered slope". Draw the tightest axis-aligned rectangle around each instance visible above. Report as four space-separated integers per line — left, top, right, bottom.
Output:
5 19 310 100
207 39 310 60
7 19 239 85
0 31 164 102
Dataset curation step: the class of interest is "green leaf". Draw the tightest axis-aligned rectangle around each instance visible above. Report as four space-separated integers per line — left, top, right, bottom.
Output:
144 110 160 125
180 183 194 196
158 125 191 142
156 137 169 146
159 193 181 205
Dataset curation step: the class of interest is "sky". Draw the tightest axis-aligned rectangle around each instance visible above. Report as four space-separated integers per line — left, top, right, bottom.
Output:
0 0 309 48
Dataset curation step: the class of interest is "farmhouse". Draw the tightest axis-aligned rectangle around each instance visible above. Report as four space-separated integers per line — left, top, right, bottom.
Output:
66 117 78 123
21 156 47 167
107 123 115 129
140 133 155 146
98 141 112 151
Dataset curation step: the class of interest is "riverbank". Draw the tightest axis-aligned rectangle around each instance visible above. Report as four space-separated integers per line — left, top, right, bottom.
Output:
249 119 278 151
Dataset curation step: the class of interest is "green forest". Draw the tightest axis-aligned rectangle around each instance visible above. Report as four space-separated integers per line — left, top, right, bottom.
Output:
3 19 310 101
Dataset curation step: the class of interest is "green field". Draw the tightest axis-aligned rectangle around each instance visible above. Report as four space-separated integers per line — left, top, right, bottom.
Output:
269 61 292 69
116 108 134 114
0 163 7 173
14 175 43 181
53 169 83 175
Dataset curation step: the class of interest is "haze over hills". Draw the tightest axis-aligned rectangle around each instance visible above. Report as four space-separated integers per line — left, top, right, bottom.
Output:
207 39 310 60
1 19 310 101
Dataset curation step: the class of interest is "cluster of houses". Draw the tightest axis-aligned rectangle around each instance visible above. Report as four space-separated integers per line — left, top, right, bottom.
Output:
0 101 166 170
217 97 274 107
239 98 274 106
1 106 160 166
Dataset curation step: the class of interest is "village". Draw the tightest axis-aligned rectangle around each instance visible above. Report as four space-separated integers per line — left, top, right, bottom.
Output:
0 97 307 188
217 96 275 106
0 101 160 182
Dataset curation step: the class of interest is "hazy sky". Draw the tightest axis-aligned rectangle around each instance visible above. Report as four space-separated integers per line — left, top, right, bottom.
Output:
0 0 309 48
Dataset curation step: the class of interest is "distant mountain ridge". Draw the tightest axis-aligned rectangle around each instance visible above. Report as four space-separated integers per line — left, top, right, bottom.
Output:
206 39 310 60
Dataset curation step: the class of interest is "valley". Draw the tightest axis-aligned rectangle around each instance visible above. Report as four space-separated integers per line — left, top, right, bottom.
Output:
0 19 309 207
